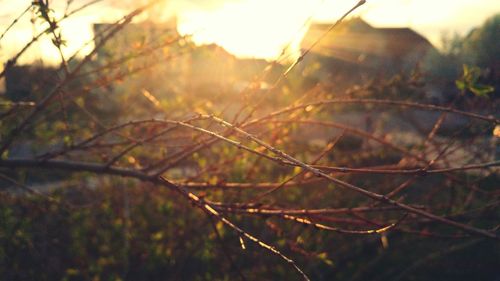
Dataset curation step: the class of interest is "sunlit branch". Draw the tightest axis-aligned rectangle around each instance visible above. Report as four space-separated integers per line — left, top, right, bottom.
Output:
0 3 155 156
0 4 31 43
203 115 500 240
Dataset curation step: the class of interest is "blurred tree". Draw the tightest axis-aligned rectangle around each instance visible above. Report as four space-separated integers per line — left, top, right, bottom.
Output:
423 13 499 102
461 13 500 69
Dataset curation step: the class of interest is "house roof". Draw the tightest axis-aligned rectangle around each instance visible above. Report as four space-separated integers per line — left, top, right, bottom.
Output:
301 18 435 65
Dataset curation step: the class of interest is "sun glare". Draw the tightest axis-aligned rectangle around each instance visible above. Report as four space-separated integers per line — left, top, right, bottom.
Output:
176 0 320 61
1 0 498 65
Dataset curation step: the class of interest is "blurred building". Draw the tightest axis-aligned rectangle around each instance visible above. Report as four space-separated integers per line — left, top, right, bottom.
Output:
93 17 180 60
300 18 437 81
91 19 280 109
4 65 58 102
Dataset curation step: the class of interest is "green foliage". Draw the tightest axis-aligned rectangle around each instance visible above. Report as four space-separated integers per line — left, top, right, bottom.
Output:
424 13 499 97
1 182 499 281
455 65 494 97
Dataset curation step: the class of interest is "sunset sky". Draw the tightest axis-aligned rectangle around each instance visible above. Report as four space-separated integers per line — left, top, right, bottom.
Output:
0 0 499 65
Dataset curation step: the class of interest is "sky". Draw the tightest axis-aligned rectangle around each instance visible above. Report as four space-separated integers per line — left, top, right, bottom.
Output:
0 0 499 65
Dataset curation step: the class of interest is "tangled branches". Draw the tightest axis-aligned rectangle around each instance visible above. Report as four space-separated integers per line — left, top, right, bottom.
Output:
1 1 499 280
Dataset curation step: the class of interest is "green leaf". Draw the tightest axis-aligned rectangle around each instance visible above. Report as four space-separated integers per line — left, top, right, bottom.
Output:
462 64 469 76
456 64 495 97
455 80 466 91
470 84 494 97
